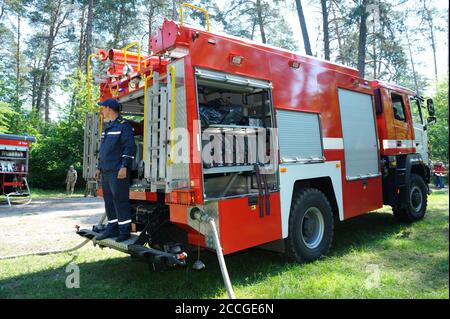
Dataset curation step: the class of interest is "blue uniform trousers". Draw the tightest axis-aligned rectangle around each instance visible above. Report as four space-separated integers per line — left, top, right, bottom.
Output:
101 170 132 235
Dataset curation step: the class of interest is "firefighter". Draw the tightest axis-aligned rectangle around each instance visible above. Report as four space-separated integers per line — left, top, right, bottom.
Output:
95 98 137 242
65 165 77 196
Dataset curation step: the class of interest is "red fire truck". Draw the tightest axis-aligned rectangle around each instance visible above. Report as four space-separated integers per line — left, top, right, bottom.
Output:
0 133 35 206
78 7 435 268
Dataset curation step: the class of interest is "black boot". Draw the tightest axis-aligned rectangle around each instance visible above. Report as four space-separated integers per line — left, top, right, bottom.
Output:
96 230 119 241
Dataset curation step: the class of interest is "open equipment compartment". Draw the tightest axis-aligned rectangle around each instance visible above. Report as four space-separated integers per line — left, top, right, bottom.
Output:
117 96 147 188
195 69 279 200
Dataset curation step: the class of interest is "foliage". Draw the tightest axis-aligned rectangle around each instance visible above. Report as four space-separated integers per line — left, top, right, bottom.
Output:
28 119 84 189
216 0 299 51
27 72 93 189
428 78 449 163
0 101 16 133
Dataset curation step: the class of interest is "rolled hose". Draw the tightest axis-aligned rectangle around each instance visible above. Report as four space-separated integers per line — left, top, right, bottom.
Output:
0 213 106 261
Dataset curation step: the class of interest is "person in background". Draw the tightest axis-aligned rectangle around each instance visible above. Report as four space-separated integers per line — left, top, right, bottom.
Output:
66 165 78 196
433 161 445 189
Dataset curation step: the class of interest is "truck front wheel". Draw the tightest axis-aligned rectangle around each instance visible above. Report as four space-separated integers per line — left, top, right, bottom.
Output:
287 188 334 263
393 173 428 222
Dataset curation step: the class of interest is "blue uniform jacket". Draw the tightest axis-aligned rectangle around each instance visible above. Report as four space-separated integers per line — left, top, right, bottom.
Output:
98 116 137 172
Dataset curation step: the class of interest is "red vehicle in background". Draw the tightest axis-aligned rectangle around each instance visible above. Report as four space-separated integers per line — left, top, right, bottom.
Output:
0 133 36 206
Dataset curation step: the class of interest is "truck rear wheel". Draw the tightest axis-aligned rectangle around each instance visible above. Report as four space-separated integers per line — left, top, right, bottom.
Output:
393 173 428 222
287 188 334 263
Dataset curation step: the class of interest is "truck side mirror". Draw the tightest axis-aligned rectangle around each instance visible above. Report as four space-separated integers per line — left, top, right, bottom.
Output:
427 98 435 116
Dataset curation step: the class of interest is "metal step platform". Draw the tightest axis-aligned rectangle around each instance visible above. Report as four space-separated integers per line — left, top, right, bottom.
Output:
77 228 188 268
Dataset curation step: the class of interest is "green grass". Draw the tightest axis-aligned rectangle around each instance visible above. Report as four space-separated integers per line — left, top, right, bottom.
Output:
0 192 448 299
0 188 85 202
29 188 85 199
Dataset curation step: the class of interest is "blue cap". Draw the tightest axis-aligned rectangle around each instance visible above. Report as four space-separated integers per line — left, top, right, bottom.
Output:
98 98 121 111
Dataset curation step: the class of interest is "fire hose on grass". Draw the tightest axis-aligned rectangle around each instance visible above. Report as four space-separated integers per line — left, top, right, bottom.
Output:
0 213 107 261
191 207 236 299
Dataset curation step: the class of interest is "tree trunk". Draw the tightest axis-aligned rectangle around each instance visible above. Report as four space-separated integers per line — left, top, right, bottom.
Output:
44 79 50 122
78 0 87 71
330 0 345 64
427 12 438 90
85 0 93 72
35 0 68 119
405 28 419 94
295 0 312 55
16 14 20 107
147 1 155 53
250 18 257 40
35 20 56 114
372 12 376 79
112 3 125 47
172 0 178 20
0 2 5 21
255 0 267 44
31 59 39 112
377 23 384 77
321 0 330 60
357 0 369 78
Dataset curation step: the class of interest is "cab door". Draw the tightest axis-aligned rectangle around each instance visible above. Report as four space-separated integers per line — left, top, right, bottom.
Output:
389 92 415 154
409 96 428 163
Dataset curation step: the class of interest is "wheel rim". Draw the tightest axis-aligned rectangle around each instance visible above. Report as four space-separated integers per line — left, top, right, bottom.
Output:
300 207 325 249
410 185 423 213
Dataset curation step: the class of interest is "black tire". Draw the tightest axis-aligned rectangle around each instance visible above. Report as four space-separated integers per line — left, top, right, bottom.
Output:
393 173 428 223
287 188 334 263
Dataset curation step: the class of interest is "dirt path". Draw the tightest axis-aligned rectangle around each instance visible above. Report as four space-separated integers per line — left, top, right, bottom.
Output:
0 197 104 257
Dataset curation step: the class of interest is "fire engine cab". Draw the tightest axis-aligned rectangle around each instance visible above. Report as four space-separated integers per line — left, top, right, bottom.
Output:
78 5 435 268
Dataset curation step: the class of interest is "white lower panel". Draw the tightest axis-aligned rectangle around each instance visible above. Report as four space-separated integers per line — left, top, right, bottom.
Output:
279 161 343 239
382 139 414 150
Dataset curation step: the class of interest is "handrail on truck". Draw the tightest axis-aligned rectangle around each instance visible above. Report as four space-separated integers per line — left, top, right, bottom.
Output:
122 41 142 72
179 3 210 32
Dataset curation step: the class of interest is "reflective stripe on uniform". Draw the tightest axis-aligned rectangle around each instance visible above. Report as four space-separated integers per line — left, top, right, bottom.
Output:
107 131 121 135
108 219 118 223
122 155 135 158
118 219 132 225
